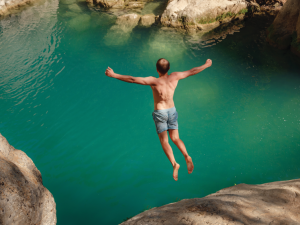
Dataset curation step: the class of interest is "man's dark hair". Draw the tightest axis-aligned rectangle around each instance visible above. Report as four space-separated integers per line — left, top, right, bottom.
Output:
156 58 170 74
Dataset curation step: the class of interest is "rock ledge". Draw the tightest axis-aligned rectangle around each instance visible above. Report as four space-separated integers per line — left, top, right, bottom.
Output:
122 179 300 225
0 134 56 225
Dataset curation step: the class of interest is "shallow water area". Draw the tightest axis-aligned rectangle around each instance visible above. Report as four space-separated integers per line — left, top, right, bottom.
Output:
1 1 300 224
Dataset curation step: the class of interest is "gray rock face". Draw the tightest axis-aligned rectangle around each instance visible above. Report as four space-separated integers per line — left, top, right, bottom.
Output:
122 179 300 225
0 134 56 225
266 0 300 56
160 0 248 31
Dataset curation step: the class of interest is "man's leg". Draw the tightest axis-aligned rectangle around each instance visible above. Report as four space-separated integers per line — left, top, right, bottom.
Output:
158 130 180 181
169 129 194 174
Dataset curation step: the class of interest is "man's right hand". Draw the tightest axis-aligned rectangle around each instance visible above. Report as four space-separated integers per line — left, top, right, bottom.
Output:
206 59 212 67
105 67 115 78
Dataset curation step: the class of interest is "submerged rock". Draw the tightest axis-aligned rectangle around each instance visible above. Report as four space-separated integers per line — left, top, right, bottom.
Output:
139 27 187 63
60 0 77 5
266 0 300 56
68 3 82 12
122 179 300 225
0 134 56 225
104 13 140 45
68 14 91 31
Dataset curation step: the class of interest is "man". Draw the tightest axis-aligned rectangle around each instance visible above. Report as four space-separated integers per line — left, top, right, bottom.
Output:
105 58 212 181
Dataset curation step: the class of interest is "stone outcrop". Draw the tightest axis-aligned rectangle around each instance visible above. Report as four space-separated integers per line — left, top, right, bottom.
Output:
122 179 300 225
160 0 249 32
0 0 35 16
266 0 300 56
0 134 56 225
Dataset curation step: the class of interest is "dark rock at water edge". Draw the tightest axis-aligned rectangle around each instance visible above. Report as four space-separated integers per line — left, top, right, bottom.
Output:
121 179 300 224
266 0 300 57
0 134 56 225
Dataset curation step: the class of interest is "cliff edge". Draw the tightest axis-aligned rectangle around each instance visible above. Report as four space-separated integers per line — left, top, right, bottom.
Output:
122 179 300 225
0 134 56 225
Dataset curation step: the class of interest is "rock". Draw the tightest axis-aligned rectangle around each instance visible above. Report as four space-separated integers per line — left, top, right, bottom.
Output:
139 27 187 63
68 14 91 31
116 13 141 25
68 3 82 12
141 1 167 15
122 179 300 225
90 11 116 28
0 0 32 16
126 1 144 9
266 0 300 56
104 13 140 45
139 13 155 26
160 0 248 32
89 0 125 8
0 134 56 225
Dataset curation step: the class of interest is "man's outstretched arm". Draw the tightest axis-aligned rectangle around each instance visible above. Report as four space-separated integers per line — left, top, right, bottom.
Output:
105 67 156 85
170 59 212 80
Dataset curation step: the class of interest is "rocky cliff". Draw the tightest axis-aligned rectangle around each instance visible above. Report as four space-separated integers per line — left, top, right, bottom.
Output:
122 179 300 225
266 0 300 56
0 134 56 225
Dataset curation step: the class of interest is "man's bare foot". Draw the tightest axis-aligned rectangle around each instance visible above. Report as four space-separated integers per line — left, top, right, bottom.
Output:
173 163 180 181
185 156 194 174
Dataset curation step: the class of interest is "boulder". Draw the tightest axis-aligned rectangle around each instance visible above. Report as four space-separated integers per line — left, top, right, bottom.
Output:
0 134 56 225
116 13 141 26
126 1 144 9
104 13 141 45
139 27 187 63
122 179 300 225
139 13 155 26
68 3 82 12
68 14 91 31
266 0 300 56
88 0 125 8
160 0 248 32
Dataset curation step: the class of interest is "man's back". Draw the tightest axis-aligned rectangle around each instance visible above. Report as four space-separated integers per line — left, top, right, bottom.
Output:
105 58 212 181
150 74 178 110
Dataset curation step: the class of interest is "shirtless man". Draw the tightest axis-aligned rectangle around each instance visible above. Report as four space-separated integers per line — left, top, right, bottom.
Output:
105 58 212 181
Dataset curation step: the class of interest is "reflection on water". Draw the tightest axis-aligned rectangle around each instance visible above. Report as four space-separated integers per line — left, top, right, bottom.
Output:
0 0 60 105
1 2 300 225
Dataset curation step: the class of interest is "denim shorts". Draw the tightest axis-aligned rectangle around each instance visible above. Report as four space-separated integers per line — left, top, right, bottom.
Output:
152 107 178 134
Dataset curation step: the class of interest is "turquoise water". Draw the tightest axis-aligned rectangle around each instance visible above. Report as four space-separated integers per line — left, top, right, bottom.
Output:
1 0 300 224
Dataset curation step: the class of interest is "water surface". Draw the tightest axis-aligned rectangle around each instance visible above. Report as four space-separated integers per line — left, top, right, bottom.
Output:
0 1 300 224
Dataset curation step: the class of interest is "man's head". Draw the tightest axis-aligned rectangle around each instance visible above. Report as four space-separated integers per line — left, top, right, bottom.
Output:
156 58 170 75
